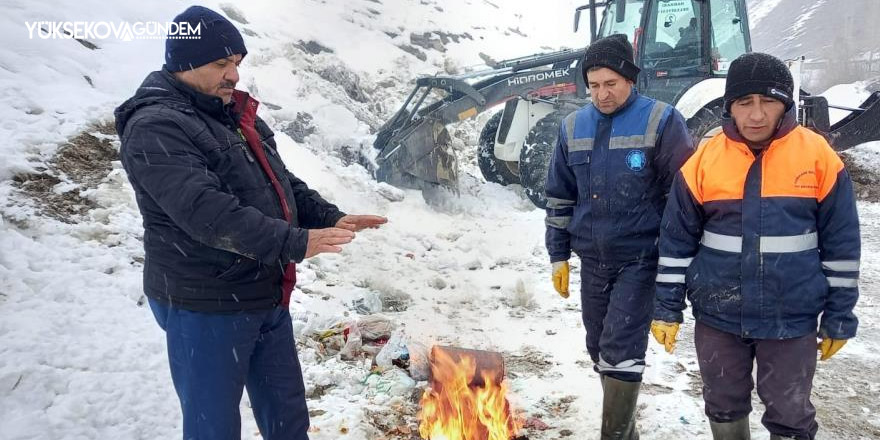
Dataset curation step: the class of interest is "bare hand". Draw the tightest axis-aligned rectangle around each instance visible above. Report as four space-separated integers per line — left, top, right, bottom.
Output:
335 215 388 232
305 227 355 258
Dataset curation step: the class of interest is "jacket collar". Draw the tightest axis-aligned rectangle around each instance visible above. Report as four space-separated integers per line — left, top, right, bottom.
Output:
231 89 259 127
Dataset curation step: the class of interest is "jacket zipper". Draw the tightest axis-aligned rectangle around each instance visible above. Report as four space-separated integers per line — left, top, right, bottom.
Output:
238 129 288 219
236 129 256 163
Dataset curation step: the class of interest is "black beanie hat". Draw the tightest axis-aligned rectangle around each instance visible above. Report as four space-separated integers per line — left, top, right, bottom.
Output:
724 52 794 112
164 6 247 72
582 34 640 82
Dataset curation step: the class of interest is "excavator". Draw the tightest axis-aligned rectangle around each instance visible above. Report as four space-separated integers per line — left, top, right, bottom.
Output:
373 0 880 207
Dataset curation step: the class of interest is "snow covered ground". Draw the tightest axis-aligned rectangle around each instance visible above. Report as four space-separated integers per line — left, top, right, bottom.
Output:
1 1 879 439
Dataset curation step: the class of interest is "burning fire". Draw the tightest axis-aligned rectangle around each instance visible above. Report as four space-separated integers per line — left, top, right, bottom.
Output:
418 346 521 440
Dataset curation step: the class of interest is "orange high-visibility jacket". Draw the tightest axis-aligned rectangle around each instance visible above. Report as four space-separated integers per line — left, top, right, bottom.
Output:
654 110 860 339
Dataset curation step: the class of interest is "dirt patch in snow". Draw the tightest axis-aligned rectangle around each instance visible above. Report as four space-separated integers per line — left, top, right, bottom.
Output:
11 121 118 223
397 44 427 61
841 149 880 202
362 388 423 439
505 346 558 379
812 356 880 439
535 394 578 418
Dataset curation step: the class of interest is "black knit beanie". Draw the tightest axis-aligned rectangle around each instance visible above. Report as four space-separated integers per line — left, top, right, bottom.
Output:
582 34 640 82
164 6 247 72
724 52 794 112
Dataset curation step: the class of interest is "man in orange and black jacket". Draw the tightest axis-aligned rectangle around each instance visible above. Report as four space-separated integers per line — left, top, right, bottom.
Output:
650 53 860 440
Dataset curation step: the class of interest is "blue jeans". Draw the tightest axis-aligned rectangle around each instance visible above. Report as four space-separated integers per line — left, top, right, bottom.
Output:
149 298 310 440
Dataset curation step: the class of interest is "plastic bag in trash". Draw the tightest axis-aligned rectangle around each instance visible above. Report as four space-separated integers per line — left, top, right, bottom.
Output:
352 290 383 315
357 314 395 341
339 322 362 360
376 331 409 371
364 367 416 396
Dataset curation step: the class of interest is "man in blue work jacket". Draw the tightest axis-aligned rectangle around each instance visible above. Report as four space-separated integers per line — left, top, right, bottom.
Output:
544 34 694 439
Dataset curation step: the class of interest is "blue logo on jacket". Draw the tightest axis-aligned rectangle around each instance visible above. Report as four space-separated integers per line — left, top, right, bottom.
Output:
626 150 647 171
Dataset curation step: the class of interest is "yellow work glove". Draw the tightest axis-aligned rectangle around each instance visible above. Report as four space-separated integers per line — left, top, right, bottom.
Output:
551 261 570 298
818 337 847 361
650 320 680 353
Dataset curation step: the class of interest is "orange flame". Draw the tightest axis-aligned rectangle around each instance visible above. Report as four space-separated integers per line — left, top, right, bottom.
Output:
418 347 521 440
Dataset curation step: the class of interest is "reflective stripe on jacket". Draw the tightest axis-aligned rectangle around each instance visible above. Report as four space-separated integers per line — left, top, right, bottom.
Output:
545 89 694 262
655 109 860 339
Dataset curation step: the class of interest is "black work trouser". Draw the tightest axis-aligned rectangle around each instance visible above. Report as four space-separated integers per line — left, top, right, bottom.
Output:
695 321 819 440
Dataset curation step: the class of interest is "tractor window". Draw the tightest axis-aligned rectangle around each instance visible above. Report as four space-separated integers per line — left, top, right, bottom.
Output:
597 0 645 43
709 0 748 73
642 0 702 70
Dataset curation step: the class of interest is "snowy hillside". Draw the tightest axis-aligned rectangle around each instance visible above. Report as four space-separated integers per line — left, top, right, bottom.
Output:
1 1 879 440
747 0 880 90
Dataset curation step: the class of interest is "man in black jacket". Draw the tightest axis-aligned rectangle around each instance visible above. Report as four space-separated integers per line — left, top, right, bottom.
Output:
115 6 386 440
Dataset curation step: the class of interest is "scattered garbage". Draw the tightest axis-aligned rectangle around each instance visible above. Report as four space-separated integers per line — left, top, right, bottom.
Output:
339 322 363 361
352 287 412 314
364 367 416 396
357 314 395 341
353 291 383 314
312 314 395 359
376 331 409 371
313 321 348 357
310 314 433 383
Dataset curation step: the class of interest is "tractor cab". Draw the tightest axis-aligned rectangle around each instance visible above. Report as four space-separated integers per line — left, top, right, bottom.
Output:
578 0 750 104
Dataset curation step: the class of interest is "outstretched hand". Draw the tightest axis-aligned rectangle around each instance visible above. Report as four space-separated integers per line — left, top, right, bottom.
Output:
335 215 388 232
305 227 355 258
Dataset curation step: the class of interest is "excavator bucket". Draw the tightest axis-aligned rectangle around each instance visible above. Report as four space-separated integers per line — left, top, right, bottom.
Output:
827 91 880 151
375 118 458 191
372 47 586 193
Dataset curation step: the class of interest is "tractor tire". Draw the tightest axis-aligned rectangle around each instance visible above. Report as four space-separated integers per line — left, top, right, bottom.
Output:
478 111 520 186
688 101 725 146
520 110 568 209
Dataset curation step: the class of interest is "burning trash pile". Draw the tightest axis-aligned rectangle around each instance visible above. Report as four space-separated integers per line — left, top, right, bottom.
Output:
306 314 525 439
418 346 524 440
299 283 527 440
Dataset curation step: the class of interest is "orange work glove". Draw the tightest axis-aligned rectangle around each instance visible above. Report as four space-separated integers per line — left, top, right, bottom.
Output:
551 261 570 298
818 337 847 361
650 320 680 354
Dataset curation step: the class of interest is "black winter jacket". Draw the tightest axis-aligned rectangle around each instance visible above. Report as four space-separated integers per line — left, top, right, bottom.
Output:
115 70 344 312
